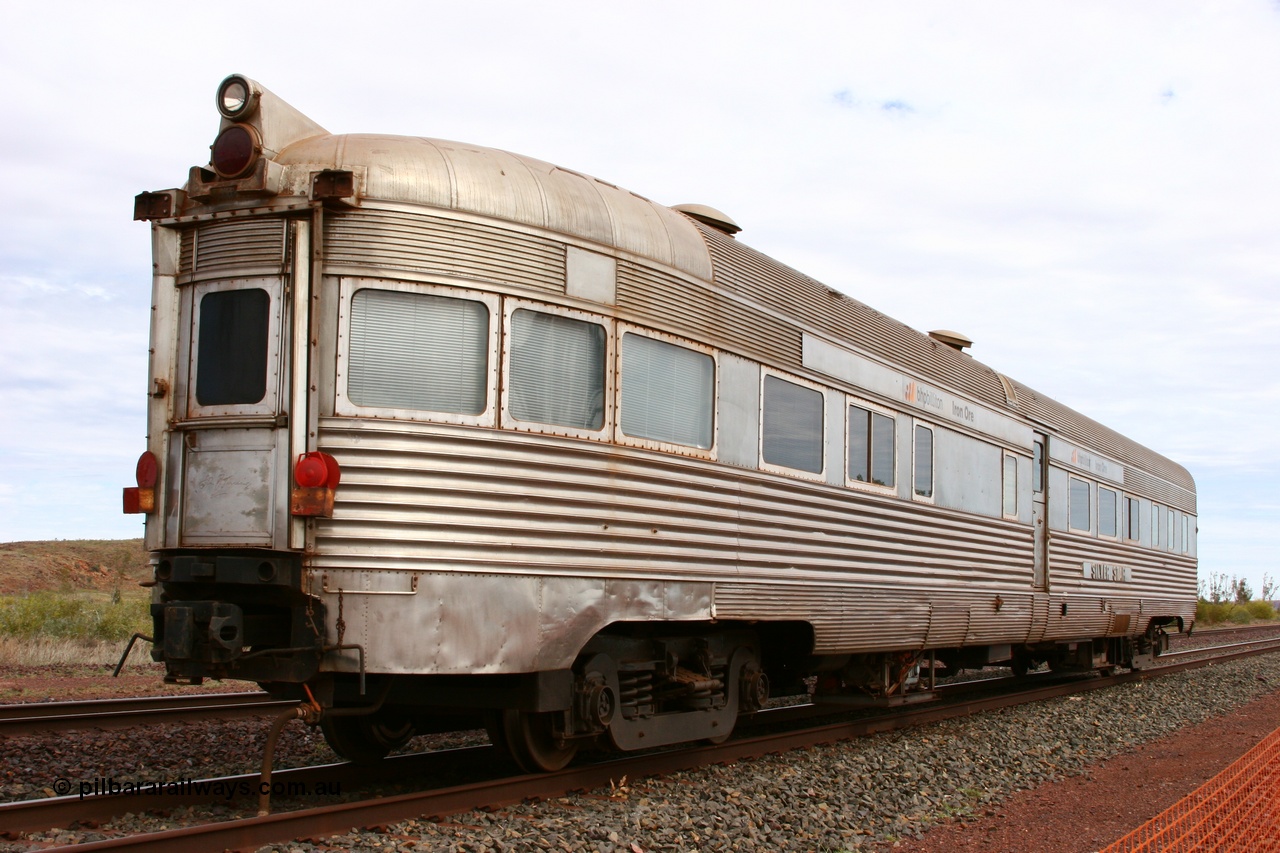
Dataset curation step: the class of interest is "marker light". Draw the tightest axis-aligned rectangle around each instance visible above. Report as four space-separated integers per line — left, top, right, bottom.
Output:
210 125 260 179
291 452 340 518
216 74 259 120
294 452 340 489
123 450 159 514
136 450 159 488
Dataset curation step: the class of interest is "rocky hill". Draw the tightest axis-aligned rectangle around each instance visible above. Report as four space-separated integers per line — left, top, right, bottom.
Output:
0 539 149 596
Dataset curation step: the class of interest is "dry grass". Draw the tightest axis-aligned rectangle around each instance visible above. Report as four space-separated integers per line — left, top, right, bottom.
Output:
0 635 154 667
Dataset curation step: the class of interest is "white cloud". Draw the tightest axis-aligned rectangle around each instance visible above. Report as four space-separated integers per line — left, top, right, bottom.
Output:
0 0 1277 591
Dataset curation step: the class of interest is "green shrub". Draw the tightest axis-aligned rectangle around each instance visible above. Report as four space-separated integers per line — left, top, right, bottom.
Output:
0 591 150 642
1245 599 1277 621
1197 600 1233 624
1228 606 1253 625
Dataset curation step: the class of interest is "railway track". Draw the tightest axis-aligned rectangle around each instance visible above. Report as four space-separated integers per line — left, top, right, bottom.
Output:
2 633 1277 853
0 692 292 736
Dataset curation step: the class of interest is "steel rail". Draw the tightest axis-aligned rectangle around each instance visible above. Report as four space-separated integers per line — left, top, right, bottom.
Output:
0 692 292 736
1158 636 1280 662
11 639 1280 853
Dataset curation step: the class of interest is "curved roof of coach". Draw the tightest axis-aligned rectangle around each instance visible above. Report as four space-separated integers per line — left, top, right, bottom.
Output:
276 132 1191 498
276 133 713 280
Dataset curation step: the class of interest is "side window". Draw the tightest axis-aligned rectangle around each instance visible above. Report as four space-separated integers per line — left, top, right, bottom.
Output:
1069 477 1091 532
619 332 714 449
347 288 490 415
1182 516 1190 554
1151 504 1163 549
762 375 824 474
1125 496 1141 542
1098 487 1117 537
1168 509 1177 552
847 404 895 488
509 308 606 431
1002 453 1018 518
913 425 934 499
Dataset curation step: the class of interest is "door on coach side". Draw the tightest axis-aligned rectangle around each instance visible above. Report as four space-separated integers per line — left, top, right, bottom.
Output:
1031 435 1049 590
173 274 292 548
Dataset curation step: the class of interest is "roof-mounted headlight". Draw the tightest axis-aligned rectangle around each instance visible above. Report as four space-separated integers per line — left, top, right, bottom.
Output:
216 74 259 120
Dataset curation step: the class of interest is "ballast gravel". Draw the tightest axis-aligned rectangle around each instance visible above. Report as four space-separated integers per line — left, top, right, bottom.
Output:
3 650 1278 852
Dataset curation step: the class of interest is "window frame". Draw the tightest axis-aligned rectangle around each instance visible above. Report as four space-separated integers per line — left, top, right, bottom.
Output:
335 277 500 427
1124 495 1141 543
1002 452 1019 519
613 323 718 458
500 299 613 441
758 368 827 481
187 277 284 419
845 398 897 494
912 423 935 503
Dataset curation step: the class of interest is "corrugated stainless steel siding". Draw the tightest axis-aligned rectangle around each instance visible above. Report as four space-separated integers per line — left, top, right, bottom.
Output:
1049 533 1197 599
615 261 798 366
306 419 1102 656
179 217 287 277
699 223 1012 409
693 221 1195 514
311 419 1033 584
1011 379 1196 508
324 208 565 295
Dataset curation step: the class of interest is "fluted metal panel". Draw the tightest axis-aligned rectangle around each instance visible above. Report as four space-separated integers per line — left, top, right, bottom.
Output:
324 209 565 295
1049 532 1197 600
311 418 1044 658
697 222 1194 514
1011 379 1196 508
179 218 287 277
310 419 1034 583
701 224 1012 409
617 261 799 374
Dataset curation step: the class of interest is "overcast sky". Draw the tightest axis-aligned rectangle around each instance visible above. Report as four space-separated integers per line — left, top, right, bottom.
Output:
1 2 1276 596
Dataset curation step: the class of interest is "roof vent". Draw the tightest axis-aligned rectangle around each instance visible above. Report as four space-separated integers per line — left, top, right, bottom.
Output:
673 203 741 235
928 329 973 352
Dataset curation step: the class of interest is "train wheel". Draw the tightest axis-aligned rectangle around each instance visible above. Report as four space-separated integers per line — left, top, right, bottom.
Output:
494 710 578 772
320 712 415 764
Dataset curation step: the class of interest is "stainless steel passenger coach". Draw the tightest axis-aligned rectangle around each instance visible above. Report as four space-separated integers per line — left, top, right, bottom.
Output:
124 75 1198 769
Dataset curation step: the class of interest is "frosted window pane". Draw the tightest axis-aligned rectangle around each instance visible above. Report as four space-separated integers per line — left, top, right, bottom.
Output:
510 309 605 430
1099 487 1117 537
1003 455 1018 517
763 375 823 473
348 289 489 414
620 334 714 448
1070 479 1091 532
913 426 933 498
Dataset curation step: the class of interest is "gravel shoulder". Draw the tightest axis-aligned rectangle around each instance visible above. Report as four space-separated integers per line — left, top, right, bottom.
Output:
884 685 1280 852
2 655 1278 852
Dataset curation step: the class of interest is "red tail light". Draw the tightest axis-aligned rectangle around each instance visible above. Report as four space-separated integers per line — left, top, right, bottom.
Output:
123 450 159 514
291 452 340 517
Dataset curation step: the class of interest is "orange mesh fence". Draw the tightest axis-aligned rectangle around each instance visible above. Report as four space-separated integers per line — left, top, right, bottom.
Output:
1101 725 1280 852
